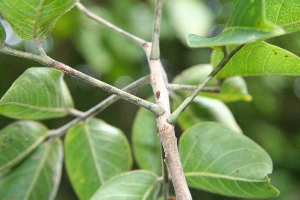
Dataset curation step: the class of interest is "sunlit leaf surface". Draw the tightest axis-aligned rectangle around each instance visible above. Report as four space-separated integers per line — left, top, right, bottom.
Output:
187 0 284 48
0 0 78 40
212 41 300 79
0 67 74 120
266 0 300 33
180 122 279 198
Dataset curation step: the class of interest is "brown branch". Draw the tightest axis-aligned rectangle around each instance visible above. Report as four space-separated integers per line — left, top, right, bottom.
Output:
144 42 192 200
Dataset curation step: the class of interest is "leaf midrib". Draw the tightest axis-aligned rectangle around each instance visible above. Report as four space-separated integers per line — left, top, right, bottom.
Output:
184 172 268 182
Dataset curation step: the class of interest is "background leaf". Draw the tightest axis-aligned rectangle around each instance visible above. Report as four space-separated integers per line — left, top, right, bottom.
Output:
204 76 252 102
0 67 74 120
266 0 300 33
0 0 78 40
0 120 49 172
165 0 213 44
91 170 159 200
172 64 218 86
132 97 162 175
65 118 132 200
179 122 279 198
0 139 63 200
172 64 252 102
0 21 5 43
172 96 242 133
187 0 284 48
212 41 300 79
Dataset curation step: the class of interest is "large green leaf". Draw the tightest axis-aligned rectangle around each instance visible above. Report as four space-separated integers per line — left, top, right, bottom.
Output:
0 121 49 172
179 122 279 198
187 0 284 48
0 22 5 43
173 96 242 133
0 67 74 120
132 97 162 176
212 41 300 79
65 118 132 200
0 139 63 200
172 64 252 102
266 0 300 33
91 170 159 200
0 0 77 40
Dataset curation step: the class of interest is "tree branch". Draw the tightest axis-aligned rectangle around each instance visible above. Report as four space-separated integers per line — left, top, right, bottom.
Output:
167 44 245 124
49 75 150 137
147 0 192 199
76 2 148 47
168 84 220 93
0 44 164 116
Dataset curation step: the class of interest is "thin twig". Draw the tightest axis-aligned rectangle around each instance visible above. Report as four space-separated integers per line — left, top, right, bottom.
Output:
68 108 85 117
76 2 148 47
167 44 245 124
168 84 220 93
150 0 163 59
49 75 150 137
33 38 46 56
0 44 164 116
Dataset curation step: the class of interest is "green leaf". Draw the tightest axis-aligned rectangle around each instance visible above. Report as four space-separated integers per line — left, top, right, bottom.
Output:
0 139 63 200
187 0 284 48
0 0 78 40
173 96 242 133
65 118 132 200
0 121 49 172
132 97 162 175
165 0 213 44
212 41 300 79
205 76 252 102
180 122 279 198
172 64 252 102
91 170 159 200
0 67 74 120
172 64 218 86
0 21 6 43
266 0 300 33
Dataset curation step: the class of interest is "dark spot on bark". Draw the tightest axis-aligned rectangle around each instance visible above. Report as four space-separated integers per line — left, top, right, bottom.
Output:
156 91 161 99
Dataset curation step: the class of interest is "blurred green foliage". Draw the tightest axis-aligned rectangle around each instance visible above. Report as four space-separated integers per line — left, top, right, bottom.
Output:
0 0 300 199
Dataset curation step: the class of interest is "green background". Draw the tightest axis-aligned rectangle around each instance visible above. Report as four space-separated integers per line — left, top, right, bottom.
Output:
0 0 300 199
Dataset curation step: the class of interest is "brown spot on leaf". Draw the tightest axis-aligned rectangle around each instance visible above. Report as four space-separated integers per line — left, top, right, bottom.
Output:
285 55 289 57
